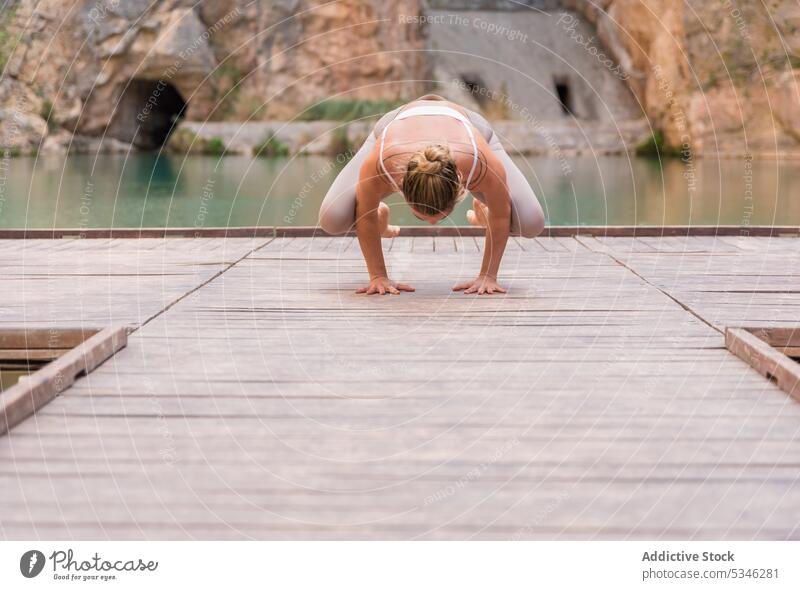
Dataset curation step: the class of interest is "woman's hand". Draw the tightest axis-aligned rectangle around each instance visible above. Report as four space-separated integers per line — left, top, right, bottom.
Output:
453 275 507 295
356 276 416 295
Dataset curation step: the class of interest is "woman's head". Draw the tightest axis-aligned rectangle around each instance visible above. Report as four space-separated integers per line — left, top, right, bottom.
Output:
403 144 463 222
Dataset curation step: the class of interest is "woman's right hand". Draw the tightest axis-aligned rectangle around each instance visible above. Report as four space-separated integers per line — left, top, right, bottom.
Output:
356 276 415 295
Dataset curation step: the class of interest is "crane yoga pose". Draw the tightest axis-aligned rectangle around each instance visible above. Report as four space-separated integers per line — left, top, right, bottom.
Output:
318 94 545 295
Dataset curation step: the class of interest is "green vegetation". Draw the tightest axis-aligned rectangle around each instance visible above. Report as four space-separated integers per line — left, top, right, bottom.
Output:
253 133 290 158
0 7 18 71
205 136 227 156
166 128 197 154
2 146 22 158
211 63 244 120
634 130 682 158
328 126 354 161
701 71 718 91
299 99 405 122
483 81 512 119
166 128 228 156
40 99 57 132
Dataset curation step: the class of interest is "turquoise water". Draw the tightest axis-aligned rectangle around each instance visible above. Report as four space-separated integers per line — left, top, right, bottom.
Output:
0 153 797 228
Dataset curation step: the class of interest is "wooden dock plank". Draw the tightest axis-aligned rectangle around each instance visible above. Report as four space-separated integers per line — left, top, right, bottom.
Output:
0 236 799 540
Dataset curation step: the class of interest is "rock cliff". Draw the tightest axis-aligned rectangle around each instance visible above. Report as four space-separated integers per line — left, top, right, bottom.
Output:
564 0 800 155
1 0 799 155
0 0 424 152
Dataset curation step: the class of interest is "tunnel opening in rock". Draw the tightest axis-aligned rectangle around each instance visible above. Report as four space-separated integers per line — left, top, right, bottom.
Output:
107 80 187 150
460 74 489 107
554 77 573 116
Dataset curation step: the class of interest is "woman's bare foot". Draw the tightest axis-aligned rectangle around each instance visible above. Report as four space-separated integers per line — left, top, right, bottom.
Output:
466 198 490 227
378 202 400 238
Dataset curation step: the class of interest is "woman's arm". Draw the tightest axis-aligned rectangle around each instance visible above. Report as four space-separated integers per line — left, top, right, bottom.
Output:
354 152 415 295
454 150 511 294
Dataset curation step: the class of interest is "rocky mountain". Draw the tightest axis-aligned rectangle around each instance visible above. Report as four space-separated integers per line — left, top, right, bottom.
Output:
0 0 424 152
564 0 800 155
0 0 799 156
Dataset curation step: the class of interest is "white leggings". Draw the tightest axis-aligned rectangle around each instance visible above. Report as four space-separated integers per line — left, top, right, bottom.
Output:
318 103 545 237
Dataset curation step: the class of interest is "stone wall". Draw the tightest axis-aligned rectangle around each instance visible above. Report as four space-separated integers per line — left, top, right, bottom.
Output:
563 0 800 155
2 0 800 155
0 0 426 153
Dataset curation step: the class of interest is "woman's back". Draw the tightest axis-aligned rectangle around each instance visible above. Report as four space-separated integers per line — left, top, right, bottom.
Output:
377 97 483 192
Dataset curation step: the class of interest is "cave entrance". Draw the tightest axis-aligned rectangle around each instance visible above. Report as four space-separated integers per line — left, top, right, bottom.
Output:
554 76 574 116
460 73 489 107
107 79 187 150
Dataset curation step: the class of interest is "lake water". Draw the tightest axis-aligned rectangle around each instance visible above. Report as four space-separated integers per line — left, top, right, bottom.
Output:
1 153 797 228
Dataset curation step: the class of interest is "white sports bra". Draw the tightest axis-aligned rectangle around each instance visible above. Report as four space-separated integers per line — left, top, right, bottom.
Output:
378 105 479 193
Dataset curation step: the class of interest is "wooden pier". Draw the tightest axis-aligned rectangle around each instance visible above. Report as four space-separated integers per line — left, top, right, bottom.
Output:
1 234 799 539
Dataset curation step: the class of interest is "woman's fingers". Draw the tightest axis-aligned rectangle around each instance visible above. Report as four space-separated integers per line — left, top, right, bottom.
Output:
358 280 414 295
360 280 505 296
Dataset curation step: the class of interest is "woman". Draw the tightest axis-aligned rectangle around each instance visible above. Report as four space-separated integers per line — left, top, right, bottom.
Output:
318 94 545 295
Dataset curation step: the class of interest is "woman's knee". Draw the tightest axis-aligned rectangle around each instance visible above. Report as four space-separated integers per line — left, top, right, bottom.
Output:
514 204 545 238
518 215 545 238
318 203 353 235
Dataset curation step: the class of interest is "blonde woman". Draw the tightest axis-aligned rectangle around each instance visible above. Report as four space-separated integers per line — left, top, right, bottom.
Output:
318 94 545 295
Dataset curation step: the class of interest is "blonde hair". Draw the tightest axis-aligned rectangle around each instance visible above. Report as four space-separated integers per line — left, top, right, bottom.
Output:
403 144 463 217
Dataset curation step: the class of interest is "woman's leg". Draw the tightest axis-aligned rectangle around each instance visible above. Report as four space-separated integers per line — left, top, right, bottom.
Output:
492 144 545 237
318 107 403 235
317 133 376 235
463 108 545 238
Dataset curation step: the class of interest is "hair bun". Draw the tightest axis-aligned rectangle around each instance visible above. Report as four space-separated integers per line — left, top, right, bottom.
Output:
410 144 449 175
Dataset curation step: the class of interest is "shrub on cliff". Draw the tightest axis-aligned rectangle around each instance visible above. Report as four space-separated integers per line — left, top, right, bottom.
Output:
167 128 228 156
253 134 289 158
328 127 354 161
299 99 404 122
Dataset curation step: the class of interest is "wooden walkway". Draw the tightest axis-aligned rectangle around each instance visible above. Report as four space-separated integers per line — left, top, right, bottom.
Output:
1 236 799 539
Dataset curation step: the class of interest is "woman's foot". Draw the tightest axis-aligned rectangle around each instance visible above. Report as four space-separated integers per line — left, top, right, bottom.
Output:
466 198 490 227
378 202 400 238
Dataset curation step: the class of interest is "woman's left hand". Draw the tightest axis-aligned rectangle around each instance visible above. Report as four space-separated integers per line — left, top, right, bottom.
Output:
452 275 507 295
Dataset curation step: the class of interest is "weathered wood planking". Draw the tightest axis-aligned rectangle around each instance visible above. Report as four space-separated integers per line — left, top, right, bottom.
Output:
0 236 799 541
579 237 800 330
0 326 128 435
0 238 270 328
